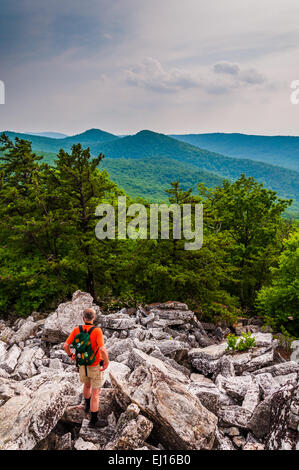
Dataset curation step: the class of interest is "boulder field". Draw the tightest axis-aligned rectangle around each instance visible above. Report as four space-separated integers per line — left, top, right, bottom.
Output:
0 291 298 450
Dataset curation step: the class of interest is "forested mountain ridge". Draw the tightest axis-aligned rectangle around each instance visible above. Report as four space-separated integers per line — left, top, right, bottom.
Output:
97 130 299 203
170 132 299 172
1 128 299 215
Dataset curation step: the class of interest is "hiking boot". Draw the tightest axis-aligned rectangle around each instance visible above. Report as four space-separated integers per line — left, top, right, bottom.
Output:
89 411 99 427
88 419 102 428
84 397 91 413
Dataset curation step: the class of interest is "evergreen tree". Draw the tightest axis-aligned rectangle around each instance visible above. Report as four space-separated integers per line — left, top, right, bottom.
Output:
0 134 65 313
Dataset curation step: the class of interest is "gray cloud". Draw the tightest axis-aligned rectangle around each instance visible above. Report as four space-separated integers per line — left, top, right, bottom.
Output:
213 61 266 85
124 58 268 95
125 57 203 93
213 62 272 87
213 62 240 75
239 68 266 85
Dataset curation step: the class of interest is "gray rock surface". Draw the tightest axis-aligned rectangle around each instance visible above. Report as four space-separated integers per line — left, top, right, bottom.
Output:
213 429 236 450
107 361 131 382
187 382 220 414
56 432 72 450
0 377 32 403
0 341 7 359
0 380 78 449
290 340 299 364
250 361 299 377
10 319 41 345
74 437 99 450
126 348 189 384
110 358 218 450
106 338 134 361
98 312 136 330
0 344 21 374
265 384 298 450
216 375 253 401
156 339 189 361
242 383 260 413
42 290 100 343
248 396 273 439
105 403 153 450
79 419 115 448
218 405 253 429
12 346 45 380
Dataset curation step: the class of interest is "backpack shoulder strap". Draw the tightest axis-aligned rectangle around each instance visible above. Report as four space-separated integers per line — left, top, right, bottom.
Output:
87 326 100 363
87 326 97 337
79 325 83 334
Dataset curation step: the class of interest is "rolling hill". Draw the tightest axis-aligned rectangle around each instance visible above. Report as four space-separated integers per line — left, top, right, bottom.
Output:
170 133 299 172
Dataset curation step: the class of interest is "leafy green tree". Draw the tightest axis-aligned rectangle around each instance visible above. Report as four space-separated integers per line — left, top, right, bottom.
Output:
255 230 299 335
198 175 292 308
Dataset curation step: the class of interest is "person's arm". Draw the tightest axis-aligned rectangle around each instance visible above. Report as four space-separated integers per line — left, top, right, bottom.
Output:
99 346 109 371
63 342 73 357
98 328 109 371
63 329 76 360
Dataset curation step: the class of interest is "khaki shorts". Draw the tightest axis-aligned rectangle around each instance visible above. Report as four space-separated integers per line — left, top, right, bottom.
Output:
79 365 105 389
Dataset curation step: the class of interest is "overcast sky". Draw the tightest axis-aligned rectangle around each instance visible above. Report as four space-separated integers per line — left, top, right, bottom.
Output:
1 0 299 136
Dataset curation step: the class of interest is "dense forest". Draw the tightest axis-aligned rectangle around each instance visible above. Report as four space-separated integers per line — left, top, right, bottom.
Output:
0 134 298 337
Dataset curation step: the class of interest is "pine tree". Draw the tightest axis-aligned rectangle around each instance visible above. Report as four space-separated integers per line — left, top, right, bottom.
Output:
50 144 119 300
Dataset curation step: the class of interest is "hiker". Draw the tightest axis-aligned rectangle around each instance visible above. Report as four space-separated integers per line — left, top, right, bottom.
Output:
63 308 109 426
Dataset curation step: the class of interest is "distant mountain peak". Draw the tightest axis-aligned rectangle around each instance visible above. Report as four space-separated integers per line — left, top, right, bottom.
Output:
136 129 164 137
82 128 106 134
71 128 115 138
63 128 119 144
132 130 175 143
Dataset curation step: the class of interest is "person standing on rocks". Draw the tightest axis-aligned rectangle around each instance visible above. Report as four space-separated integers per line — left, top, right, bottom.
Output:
63 308 109 426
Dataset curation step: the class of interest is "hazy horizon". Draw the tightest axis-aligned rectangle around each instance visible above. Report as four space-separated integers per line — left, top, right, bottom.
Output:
5 128 299 139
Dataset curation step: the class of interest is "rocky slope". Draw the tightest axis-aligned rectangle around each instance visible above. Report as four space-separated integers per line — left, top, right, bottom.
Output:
0 290 298 451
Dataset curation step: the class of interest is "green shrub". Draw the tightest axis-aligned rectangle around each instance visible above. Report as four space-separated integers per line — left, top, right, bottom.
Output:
226 331 256 352
226 333 238 351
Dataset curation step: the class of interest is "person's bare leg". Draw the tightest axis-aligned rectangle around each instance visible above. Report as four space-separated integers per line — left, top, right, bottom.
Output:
83 384 91 399
89 388 101 425
90 387 100 412
81 383 91 412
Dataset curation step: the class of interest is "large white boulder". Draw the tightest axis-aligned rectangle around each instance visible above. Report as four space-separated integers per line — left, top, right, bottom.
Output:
42 291 100 343
0 379 79 449
110 352 218 450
